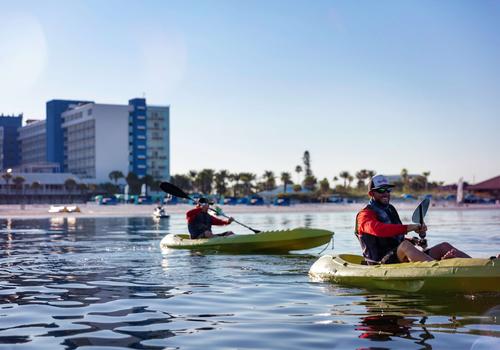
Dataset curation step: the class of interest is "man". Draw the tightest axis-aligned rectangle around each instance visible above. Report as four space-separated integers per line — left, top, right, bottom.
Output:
187 197 235 239
355 174 471 264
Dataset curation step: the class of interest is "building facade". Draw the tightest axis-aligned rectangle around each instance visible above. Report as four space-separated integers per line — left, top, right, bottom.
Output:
46 99 92 171
19 119 47 165
0 114 23 170
62 103 130 182
146 105 170 180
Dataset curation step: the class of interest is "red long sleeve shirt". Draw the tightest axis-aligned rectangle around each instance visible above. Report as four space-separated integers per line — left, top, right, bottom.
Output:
186 207 230 226
357 208 407 238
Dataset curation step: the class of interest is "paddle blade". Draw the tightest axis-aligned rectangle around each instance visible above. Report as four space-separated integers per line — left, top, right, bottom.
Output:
412 198 430 224
159 182 191 199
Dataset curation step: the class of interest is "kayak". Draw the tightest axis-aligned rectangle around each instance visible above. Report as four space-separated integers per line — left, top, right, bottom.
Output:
160 228 333 253
309 254 500 293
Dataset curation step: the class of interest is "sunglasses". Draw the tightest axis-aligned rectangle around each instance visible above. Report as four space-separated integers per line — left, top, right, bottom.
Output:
374 188 392 194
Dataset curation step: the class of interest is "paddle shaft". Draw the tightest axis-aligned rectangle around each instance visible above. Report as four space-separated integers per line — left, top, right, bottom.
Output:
417 202 427 248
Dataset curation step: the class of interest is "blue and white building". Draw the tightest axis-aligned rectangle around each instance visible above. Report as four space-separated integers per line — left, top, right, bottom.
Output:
17 98 170 183
0 114 23 170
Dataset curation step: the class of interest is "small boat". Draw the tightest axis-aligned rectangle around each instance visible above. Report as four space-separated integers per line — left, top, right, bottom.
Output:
309 254 500 293
160 228 333 254
153 207 170 219
48 205 67 213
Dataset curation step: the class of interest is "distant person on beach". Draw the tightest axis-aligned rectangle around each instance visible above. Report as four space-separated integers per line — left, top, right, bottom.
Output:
186 197 234 239
355 175 471 264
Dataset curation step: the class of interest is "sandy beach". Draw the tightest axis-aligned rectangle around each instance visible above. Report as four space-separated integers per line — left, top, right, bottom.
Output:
1 202 499 219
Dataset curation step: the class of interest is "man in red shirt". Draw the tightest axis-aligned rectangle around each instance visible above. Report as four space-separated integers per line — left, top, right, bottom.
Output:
186 197 234 239
356 175 470 264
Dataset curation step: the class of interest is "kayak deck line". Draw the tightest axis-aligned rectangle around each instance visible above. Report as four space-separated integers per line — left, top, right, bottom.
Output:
160 227 333 254
309 254 500 293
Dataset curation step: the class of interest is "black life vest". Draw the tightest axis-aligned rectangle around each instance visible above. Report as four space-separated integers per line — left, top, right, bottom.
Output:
188 211 212 239
355 201 405 264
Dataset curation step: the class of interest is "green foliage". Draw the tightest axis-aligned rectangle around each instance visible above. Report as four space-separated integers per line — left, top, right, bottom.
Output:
302 175 317 191
302 151 312 176
126 172 141 195
263 170 276 191
108 170 124 184
196 169 215 194
170 174 191 191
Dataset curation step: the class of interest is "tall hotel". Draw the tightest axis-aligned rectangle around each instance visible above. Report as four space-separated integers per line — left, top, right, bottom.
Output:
16 98 170 183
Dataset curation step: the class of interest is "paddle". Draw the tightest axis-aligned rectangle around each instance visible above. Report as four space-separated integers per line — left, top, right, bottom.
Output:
159 181 261 234
411 198 430 248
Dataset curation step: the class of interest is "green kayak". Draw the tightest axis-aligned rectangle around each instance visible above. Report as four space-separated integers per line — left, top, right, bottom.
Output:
309 254 500 293
160 228 333 253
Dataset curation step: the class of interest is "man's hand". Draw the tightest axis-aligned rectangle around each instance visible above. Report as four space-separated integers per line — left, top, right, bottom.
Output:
228 217 234 224
415 223 427 237
214 206 224 216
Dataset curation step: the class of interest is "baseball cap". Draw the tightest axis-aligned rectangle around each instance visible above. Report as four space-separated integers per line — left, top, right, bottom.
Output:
368 175 395 190
197 197 214 205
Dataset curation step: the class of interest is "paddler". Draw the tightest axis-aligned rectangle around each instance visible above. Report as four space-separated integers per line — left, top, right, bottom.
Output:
186 197 235 239
355 174 471 264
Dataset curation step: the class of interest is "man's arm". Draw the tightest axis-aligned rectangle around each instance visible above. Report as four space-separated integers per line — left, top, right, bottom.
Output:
357 209 408 238
210 215 232 226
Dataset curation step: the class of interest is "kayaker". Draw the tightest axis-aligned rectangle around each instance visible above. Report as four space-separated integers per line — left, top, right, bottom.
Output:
186 197 235 239
355 174 471 264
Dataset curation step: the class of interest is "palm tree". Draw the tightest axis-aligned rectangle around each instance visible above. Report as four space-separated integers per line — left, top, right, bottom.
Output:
422 171 431 192
214 170 229 197
263 170 276 191
64 178 77 192
280 172 292 193
303 175 317 191
13 176 25 191
302 151 312 176
239 172 256 196
142 174 156 195
31 181 42 193
355 169 369 189
230 172 242 197
401 168 409 192
188 170 198 192
2 171 12 189
170 174 191 191
347 175 354 188
126 172 141 195
195 169 215 194
319 178 330 199
295 165 303 184
109 170 124 184
339 171 350 188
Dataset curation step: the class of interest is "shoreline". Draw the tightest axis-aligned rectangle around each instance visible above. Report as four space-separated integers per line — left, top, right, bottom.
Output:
1 202 499 219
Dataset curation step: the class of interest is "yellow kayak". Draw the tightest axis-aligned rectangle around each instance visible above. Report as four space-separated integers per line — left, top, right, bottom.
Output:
309 254 500 293
160 228 333 254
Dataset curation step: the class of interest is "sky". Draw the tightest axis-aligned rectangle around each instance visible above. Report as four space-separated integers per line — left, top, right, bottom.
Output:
1 0 499 185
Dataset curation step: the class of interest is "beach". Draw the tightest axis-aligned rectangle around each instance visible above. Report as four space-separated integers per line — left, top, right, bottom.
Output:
1 202 499 219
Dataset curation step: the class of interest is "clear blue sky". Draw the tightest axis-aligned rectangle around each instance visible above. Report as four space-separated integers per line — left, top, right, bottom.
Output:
1 0 499 184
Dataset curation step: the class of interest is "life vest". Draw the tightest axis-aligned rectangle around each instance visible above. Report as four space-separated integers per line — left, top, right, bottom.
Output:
188 211 212 239
355 201 405 264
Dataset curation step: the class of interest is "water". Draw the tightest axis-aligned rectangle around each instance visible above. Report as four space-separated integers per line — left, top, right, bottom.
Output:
0 209 499 349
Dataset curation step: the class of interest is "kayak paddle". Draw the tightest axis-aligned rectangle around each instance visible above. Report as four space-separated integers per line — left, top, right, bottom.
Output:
159 181 261 234
411 198 430 248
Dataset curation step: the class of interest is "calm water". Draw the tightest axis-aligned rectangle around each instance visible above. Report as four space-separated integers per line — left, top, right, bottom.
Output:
0 208 499 350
